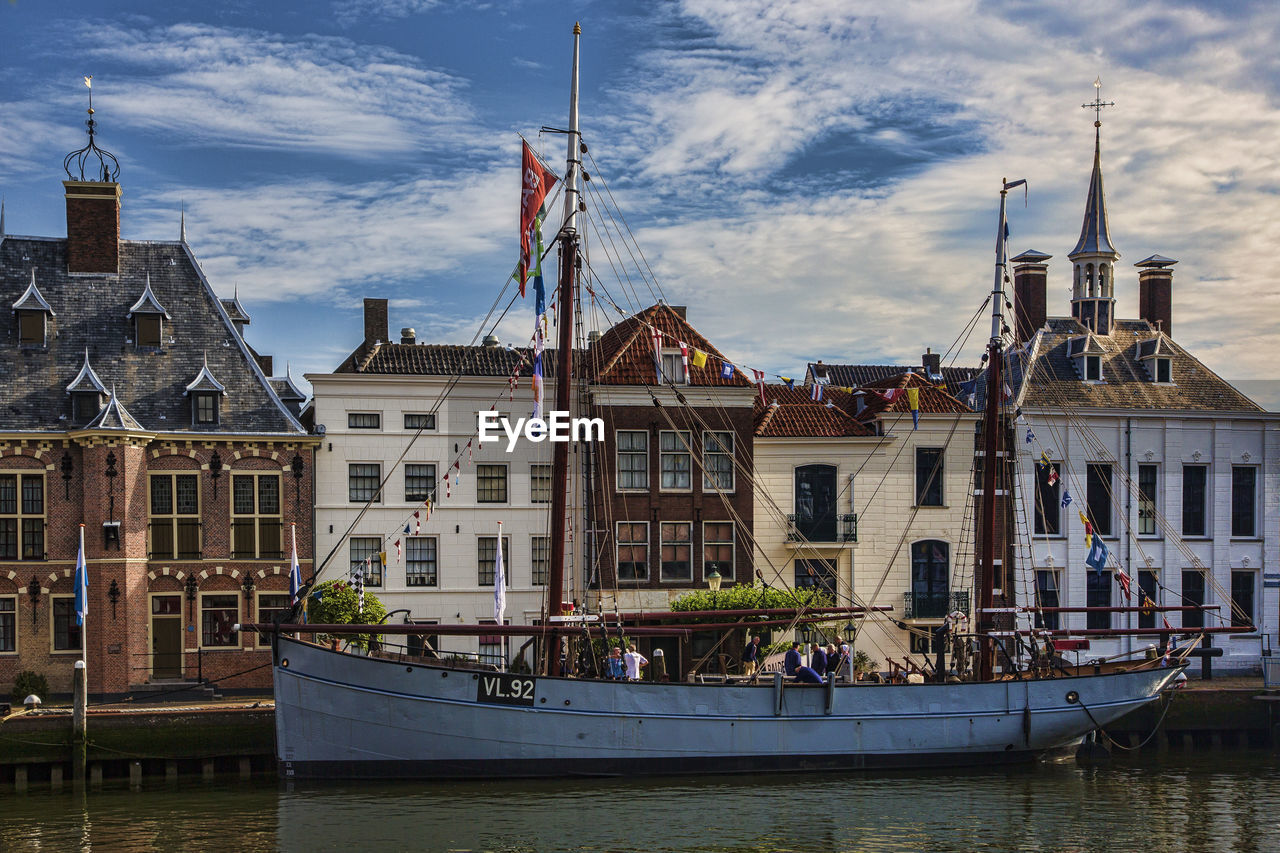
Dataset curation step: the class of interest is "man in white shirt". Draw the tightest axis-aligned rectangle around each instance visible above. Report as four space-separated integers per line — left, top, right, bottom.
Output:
623 645 648 681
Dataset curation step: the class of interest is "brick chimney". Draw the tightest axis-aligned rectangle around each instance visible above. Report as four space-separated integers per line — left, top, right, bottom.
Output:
1136 255 1176 337
1011 250 1051 344
64 180 121 274
364 298 388 348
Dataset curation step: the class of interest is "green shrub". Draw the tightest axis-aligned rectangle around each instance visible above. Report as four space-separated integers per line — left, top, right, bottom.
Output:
306 580 387 648
10 670 49 705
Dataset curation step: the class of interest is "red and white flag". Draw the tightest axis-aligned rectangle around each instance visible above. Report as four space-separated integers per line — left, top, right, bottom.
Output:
413 510 421 535
652 327 664 382
678 341 690 377
752 369 766 405
394 538 402 560
519 141 558 296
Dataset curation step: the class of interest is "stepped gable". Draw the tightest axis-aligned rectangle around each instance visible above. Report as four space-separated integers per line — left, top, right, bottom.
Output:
338 342 564 379
854 371 972 421
752 384 873 437
1019 317 1262 412
0 237 305 434
588 303 750 386
808 362 981 399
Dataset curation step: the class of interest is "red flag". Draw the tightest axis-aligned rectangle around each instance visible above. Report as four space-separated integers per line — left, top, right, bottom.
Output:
519 142 558 296
752 369 766 405
1115 569 1132 600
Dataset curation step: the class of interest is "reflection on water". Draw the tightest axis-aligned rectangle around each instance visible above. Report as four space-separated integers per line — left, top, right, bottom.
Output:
1 753 1277 852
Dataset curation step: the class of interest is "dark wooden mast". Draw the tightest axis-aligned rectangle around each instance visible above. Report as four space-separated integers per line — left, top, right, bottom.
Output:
546 23 582 676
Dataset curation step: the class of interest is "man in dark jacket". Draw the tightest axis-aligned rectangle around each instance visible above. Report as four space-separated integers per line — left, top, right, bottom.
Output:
795 664 824 684
742 635 761 676
784 642 802 676
810 642 828 677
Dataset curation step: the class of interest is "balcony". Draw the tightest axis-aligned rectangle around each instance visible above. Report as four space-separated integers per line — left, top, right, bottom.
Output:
785 513 857 544
902 590 970 620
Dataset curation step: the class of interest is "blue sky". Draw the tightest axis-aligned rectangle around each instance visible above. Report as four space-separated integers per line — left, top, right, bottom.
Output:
3 0 1279 401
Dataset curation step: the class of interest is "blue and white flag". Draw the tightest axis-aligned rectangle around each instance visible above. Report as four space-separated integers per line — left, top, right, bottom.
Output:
1061 490 1073 508
810 384 823 402
1025 428 1034 444
74 524 88 628
493 523 506 625
1085 537 1109 573
720 362 734 380
288 523 302 606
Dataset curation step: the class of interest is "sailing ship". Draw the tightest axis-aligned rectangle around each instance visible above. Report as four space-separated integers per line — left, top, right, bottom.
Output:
248 25 1234 780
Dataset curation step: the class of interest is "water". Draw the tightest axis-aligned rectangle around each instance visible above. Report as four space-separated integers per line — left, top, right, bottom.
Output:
2 753 1278 852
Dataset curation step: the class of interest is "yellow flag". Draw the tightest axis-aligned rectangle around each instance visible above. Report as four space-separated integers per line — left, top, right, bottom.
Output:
906 388 919 411
690 348 708 368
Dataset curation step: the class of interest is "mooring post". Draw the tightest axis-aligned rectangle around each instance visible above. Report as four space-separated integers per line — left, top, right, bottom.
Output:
72 659 87 786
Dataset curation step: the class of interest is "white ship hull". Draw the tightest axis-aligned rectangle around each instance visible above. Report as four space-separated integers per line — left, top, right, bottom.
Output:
273 635 1180 779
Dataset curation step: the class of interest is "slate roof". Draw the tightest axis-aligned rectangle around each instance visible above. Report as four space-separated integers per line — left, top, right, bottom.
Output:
805 362 982 399
1071 130 1118 258
752 385 874 438
588 304 750 387
13 269 55 314
0 236 306 434
85 388 143 431
184 356 227 395
1016 317 1263 412
127 273 170 318
269 373 306 403
337 342 566 378
65 348 107 394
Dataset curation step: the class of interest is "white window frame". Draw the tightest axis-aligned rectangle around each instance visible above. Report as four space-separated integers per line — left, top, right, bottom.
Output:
531 535 550 586
349 536 384 587
348 463 383 504
659 430 692 492
404 463 437 504
660 350 687 384
199 591 241 650
616 521 649 582
702 521 734 581
616 430 649 492
702 431 734 493
477 536 511 587
660 521 693 582
477 464 509 504
530 464 552 504
0 594 16 654
406 536 439 587
1084 355 1102 381
404 412 437 431
347 412 381 430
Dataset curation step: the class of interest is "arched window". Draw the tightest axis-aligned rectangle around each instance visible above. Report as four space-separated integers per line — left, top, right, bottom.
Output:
794 464 837 542
1099 264 1108 296
910 540 950 618
1085 264 1095 296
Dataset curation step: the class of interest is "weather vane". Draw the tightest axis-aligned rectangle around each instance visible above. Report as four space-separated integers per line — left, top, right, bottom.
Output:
63 74 120 183
1082 77 1114 128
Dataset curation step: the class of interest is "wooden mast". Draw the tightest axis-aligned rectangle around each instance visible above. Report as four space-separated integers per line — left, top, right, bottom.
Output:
977 178 1022 681
546 22 582 676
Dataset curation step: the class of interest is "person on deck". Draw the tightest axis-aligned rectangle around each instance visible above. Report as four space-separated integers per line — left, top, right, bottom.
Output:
795 664 824 684
606 646 625 679
623 645 648 681
811 643 828 677
784 642 803 677
742 635 761 676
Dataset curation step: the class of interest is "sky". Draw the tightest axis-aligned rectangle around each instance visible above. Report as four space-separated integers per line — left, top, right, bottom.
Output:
2 0 1279 406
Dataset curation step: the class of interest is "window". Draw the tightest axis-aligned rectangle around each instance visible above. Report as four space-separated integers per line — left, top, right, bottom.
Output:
910 540 949 619
193 393 218 425
1231 466 1257 538
72 392 102 422
404 464 436 503
407 624 439 658
200 594 239 647
477 464 508 503
660 522 692 581
1231 570 1255 628
136 315 162 348
231 474 282 559
1085 355 1101 381
257 593 290 626
478 623 507 668
348 412 381 429
617 431 648 491
1181 570 1206 629
1086 463 1113 537
18 311 45 346
349 537 384 586
795 464 838 541
659 431 691 490
703 522 734 581
702 432 734 492
1182 465 1208 537
1034 570 1060 631
1033 461 1061 535
1155 358 1172 383
406 537 438 587
0 473 45 560
404 413 436 430
477 536 510 586
149 473 201 559
915 447 944 507
1137 464 1158 536
531 536 549 586
0 597 14 652
52 597 82 652
616 522 649 581
794 558 837 599
1138 570 1159 630
661 351 686 384
348 463 382 503
1086 571 1112 630
530 464 552 503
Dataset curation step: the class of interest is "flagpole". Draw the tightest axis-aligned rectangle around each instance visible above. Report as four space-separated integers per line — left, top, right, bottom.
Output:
78 523 87 664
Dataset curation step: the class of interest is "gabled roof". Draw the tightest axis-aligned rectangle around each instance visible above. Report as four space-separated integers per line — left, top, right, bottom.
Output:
1066 333 1107 357
338 342 566 378
185 354 227 395
588 304 750 387
805 362 981 399
65 348 107 394
1070 129 1118 258
220 292 251 324
269 370 306 402
12 269 55 314
752 385 874 438
86 388 144 431
127 272 171 318
852 371 973 421
1135 334 1173 360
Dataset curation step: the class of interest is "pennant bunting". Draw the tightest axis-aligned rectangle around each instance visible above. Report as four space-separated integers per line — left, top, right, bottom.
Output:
1078 510 1093 549
413 510 421 535
1061 490 1072 508
1038 451 1051 469
394 538 402 560
1047 467 1059 487
810 384 824 402
652 327 664 382
720 362 735 380
1025 428 1034 444
1115 568 1132 600
752 369 766 405
907 387 920 430
781 377 795 389
690 348 708 368
1085 537 1109 572
678 340 690 377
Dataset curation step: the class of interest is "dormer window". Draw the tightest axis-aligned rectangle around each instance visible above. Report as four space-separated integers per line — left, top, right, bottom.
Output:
127 272 171 351
194 393 218 425
660 351 687 384
184 355 226 427
1136 336 1174 384
66 348 108 423
13 269 55 348
1155 358 1171 383
1085 355 1102 381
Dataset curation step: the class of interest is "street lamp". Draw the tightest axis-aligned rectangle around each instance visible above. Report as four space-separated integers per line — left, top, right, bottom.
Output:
707 570 722 610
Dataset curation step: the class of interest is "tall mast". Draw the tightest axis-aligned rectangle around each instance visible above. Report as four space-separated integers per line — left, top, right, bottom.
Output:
547 22 581 676
977 177 1023 681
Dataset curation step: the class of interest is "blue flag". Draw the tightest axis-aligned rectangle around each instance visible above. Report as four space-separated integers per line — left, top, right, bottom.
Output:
1061 490 1073 508
1025 428 1034 444
74 524 88 628
720 362 734 380
1085 537 1109 572
288 523 302 606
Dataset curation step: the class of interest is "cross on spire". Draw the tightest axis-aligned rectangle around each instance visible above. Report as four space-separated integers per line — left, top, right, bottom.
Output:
1082 77 1114 128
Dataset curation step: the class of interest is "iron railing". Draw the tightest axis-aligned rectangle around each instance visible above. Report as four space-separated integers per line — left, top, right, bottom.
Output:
902 590 970 620
785 513 857 543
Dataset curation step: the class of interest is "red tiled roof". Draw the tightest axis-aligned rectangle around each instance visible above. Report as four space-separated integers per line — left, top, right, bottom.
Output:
852 371 971 422
588 304 751 387
752 385 874 437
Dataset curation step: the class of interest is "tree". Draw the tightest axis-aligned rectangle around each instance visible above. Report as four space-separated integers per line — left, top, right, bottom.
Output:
669 581 832 622
307 580 387 649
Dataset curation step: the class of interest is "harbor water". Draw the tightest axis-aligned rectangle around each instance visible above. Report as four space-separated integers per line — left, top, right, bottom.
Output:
1 752 1278 852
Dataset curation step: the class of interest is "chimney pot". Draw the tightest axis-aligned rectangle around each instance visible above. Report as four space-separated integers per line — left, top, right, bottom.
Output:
400 327 416 345
1011 251 1051 344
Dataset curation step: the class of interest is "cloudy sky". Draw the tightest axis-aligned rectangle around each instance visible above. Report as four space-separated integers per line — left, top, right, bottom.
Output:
2 0 1277 402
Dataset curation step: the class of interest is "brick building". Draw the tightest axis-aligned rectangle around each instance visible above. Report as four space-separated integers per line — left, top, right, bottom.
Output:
0 123 316 699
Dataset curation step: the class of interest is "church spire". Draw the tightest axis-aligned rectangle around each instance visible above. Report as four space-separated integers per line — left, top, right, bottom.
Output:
1069 78 1119 335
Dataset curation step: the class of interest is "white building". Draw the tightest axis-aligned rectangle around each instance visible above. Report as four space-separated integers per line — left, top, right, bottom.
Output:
1010 120 1279 672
